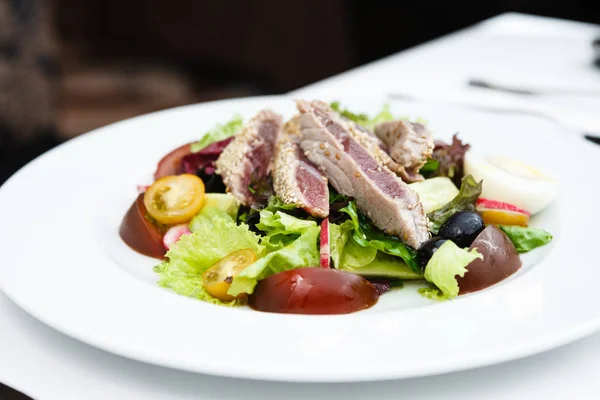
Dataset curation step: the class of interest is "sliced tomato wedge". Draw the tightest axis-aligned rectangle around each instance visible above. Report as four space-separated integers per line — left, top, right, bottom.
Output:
144 174 205 225
119 194 166 259
154 142 193 180
476 198 530 227
202 249 258 301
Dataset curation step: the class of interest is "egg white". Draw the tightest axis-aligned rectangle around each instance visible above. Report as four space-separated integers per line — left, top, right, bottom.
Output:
463 151 558 214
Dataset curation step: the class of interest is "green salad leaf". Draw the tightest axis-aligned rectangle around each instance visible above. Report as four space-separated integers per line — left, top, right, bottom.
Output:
330 101 371 126
329 188 349 204
330 102 427 130
155 215 263 306
263 196 301 214
409 176 459 214
228 210 320 296
339 201 421 273
498 226 553 253
190 115 244 153
256 208 316 252
418 240 482 301
367 104 396 128
329 220 353 269
188 193 239 232
420 158 440 173
428 175 482 234
330 220 422 279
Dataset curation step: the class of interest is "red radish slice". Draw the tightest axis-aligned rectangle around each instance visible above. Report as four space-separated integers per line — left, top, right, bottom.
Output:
154 142 193 180
136 185 149 194
476 199 531 216
320 218 330 268
163 224 191 250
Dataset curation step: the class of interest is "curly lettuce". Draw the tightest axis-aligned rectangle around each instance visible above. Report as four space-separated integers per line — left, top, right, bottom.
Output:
418 240 482 301
256 208 316 252
228 210 320 296
188 193 239 232
190 115 243 153
155 215 263 306
330 102 427 130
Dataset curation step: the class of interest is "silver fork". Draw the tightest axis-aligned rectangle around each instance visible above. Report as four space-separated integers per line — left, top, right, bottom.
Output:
388 91 600 144
468 78 600 97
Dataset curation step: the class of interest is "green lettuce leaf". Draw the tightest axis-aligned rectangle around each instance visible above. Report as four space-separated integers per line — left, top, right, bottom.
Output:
330 101 371 127
409 176 459 214
188 193 239 232
256 209 316 252
344 252 421 279
418 240 482 301
428 175 482 234
263 196 301 213
329 220 353 269
330 220 421 279
367 104 396 128
499 226 553 253
419 159 439 173
155 216 263 305
190 115 244 153
228 211 320 296
340 201 420 273
330 102 427 130
329 188 349 204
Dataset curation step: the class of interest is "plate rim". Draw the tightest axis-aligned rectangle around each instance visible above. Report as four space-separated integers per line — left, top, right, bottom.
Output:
1 94 599 382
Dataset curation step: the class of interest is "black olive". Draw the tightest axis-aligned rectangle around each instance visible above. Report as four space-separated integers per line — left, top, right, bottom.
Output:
438 211 485 248
418 237 448 270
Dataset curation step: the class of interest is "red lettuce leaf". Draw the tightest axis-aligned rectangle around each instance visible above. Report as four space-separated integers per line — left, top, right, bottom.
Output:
424 134 470 186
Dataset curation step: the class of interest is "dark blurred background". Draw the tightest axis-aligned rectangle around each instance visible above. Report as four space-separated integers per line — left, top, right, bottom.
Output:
0 0 598 164
0 0 599 187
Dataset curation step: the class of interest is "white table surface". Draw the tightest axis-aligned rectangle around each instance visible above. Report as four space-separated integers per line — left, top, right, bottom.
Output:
2 12 600 399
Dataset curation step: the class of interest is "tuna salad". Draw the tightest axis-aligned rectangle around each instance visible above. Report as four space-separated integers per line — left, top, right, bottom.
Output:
119 99 557 314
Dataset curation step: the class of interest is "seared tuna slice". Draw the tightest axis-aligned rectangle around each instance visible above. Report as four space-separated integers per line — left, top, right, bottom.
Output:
296 100 429 248
374 120 434 176
272 117 329 218
345 120 423 183
216 110 283 206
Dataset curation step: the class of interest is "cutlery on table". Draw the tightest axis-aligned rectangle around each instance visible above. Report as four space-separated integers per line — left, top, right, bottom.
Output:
468 78 600 97
388 90 600 145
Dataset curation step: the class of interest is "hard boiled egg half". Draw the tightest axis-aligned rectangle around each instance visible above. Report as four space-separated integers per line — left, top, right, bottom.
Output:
464 152 558 215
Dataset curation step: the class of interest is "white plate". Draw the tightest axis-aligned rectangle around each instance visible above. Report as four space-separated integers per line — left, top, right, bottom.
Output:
0 95 598 382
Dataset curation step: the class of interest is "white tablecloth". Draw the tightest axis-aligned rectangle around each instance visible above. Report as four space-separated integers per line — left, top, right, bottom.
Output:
2 12 599 399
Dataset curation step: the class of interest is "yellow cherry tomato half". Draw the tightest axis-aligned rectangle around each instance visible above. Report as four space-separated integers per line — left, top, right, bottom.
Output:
144 174 205 225
203 249 258 302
